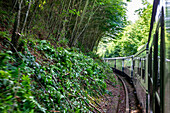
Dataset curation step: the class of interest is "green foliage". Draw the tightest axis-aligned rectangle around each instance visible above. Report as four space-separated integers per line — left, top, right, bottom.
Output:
1 0 127 52
0 40 111 112
79 0 127 51
0 31 11 40
98 1 152 57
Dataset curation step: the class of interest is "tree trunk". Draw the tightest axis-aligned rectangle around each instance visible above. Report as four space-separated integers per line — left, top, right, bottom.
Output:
27 0 39 30
21 0 31 34
69 0 83 47
11 0 23 49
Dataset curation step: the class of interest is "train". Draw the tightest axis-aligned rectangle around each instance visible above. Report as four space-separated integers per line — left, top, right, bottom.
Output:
103 0 170 113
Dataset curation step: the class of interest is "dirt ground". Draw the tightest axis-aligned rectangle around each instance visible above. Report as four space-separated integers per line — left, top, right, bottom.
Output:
98 75 126 113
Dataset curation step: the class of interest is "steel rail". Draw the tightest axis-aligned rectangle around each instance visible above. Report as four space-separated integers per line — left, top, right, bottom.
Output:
116 75 129 113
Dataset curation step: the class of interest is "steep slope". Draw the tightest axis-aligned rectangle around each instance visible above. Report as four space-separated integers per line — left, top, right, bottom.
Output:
0 39 113 112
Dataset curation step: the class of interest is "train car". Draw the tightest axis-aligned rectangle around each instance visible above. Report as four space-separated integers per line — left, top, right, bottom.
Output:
103 0 170 112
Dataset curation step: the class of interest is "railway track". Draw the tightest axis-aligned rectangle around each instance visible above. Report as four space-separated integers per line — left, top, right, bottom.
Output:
117 75 142 113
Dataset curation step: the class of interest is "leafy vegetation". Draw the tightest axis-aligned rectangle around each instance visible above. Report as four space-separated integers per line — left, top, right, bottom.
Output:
0 0 127 52
98 0 152 57
0 0 132 112
0 39 113 112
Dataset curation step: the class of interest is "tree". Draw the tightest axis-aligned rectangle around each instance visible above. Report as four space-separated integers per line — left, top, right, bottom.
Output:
0 0 127 53
98 0 152 57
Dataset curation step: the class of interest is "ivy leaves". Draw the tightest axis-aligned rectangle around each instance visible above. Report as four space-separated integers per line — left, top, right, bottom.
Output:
0 40 110 112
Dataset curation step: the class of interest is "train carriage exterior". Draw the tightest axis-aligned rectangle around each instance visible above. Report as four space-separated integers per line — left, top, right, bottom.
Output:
103 0 170 112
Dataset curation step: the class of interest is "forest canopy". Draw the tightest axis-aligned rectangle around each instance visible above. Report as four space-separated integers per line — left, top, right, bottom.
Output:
0 0 127 52
97 0 152 57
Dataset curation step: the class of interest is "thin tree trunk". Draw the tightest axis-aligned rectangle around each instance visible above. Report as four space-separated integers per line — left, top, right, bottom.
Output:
21 0 31 34
69 0 83 46
12 0 18 11
62 0 72 39
16 0 23 33
11 0 23 48
56 0 66 40
67 0 75 28
60 0 72 39
73 0 98 46
27 0 39 30
46 2 55 39
75 0 89 37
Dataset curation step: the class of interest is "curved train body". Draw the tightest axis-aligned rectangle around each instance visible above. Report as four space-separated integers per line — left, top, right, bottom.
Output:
103 0 170 112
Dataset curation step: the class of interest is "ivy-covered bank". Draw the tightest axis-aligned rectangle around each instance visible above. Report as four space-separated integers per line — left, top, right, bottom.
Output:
0 40 112 112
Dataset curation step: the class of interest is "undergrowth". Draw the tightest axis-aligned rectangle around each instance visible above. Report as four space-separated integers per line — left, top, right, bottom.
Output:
0 39 113 113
